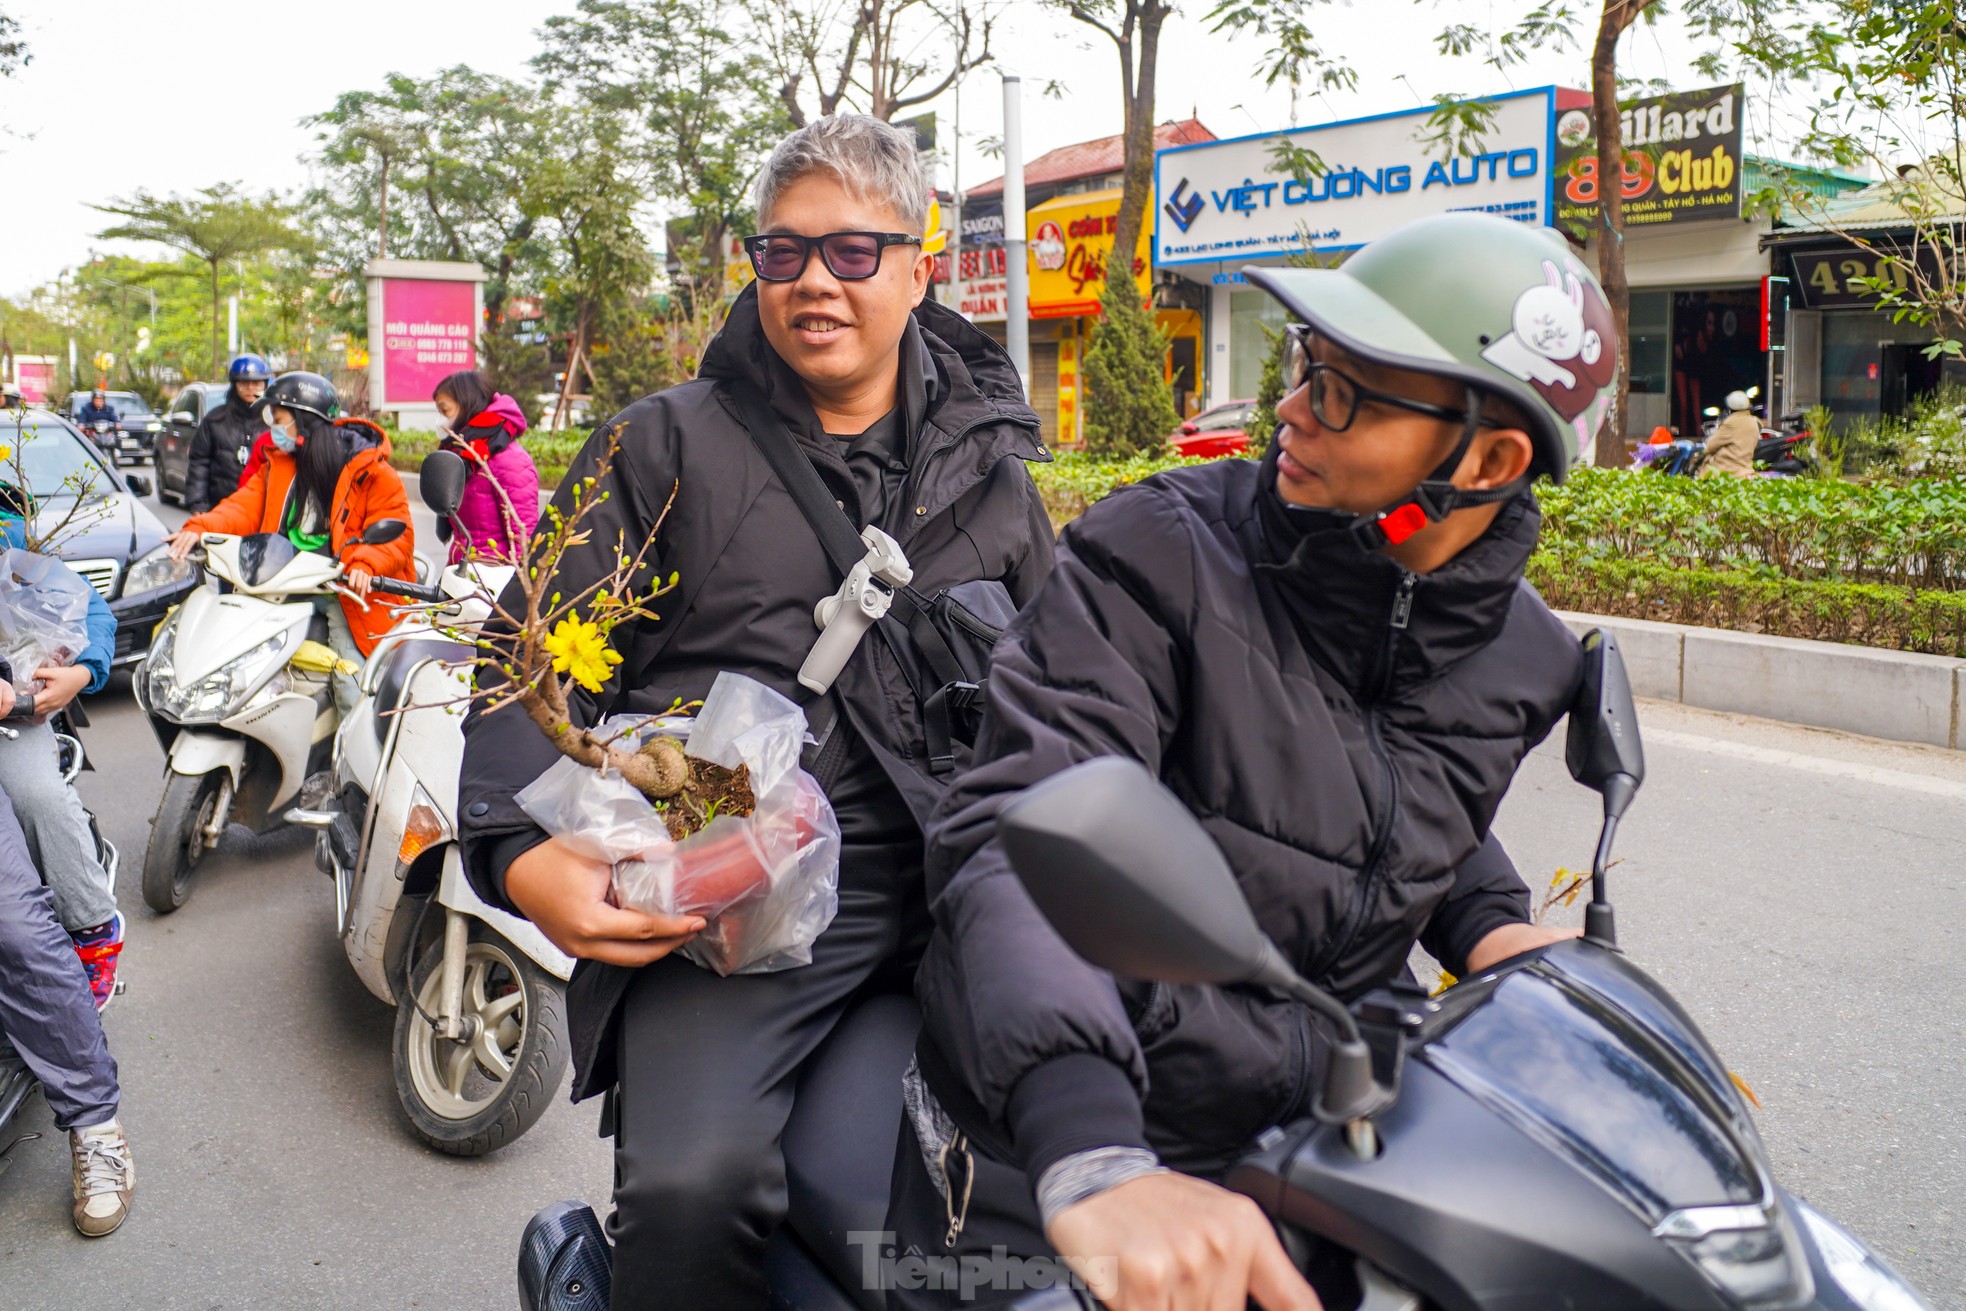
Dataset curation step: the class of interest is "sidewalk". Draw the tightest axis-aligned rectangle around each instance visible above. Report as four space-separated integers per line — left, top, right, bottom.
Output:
1555 611 1966 751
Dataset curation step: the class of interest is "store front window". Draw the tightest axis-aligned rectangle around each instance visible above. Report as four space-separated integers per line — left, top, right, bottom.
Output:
1626 291 1672 436
1229 289 1290 402
1670 288 1763 432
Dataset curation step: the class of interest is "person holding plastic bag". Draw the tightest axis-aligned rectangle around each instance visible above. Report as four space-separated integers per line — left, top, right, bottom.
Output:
456 113 1053 1307
0 483 124 1008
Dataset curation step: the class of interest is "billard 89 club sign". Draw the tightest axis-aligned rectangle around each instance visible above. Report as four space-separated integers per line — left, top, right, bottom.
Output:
1555 84 1745 228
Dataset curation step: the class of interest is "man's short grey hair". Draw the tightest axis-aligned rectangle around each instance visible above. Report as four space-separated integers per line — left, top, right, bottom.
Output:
754 113 930 233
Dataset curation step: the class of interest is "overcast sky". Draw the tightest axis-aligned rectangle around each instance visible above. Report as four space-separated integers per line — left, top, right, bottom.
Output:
1 0 1732 298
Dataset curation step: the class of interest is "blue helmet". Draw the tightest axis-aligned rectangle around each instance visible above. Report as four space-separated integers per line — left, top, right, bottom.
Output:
228 353 273 383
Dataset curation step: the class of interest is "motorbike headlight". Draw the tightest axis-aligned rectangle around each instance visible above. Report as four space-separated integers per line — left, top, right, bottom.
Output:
158 633 288 723
125 543 199 595
1796 1201 1931 1311
1655 1203 1810 1308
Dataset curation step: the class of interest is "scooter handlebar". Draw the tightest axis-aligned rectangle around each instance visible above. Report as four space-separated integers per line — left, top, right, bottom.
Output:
371 576 445 603
3 693 36 722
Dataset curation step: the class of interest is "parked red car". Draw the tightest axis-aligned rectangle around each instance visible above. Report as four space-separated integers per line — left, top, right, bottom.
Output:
1169 399 1257 458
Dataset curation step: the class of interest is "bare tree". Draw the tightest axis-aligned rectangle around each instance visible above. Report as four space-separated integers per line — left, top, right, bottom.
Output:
764 0 998 125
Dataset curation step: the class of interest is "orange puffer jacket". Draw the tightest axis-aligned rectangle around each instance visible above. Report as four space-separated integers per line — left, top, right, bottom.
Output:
182 435 415 655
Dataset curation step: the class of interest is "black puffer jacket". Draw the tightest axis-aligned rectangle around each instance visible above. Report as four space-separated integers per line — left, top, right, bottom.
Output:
185 387 264 513
457 285 1053 1098
915 451 1582 1180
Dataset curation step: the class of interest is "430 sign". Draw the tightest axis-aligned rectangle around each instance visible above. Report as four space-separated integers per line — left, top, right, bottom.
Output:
1789 246 1941 309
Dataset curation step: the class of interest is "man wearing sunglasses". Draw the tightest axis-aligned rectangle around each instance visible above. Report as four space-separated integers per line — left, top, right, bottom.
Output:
457 113 1052 1308
896 213 1620 1311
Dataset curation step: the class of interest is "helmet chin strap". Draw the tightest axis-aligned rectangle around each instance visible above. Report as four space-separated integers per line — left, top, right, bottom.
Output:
1346 385 1527 552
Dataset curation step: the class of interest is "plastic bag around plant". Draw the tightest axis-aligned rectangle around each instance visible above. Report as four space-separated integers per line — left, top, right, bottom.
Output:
0 548 92 693
514 671 841 976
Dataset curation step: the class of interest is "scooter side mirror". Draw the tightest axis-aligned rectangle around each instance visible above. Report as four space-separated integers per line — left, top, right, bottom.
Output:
1565 630 1644 945
1565 630 1645 803
357 519 407 547
419 450 468 519
997 757 1390 1126
998 756 1274 989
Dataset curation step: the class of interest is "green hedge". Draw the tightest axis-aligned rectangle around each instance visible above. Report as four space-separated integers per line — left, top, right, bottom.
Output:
1528 552 1966 657
388 428 591 490
1030 453 1966 658
1538 466 1966 592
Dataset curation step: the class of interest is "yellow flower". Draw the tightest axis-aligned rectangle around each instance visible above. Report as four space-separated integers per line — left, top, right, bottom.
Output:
543 617 622 693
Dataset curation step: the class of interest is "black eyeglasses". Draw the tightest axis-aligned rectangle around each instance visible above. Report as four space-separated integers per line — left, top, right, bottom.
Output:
743 231 924 283
1283 324 1468 432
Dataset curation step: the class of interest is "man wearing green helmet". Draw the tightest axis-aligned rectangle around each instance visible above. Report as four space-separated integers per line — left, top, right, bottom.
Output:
894 213 1614 1311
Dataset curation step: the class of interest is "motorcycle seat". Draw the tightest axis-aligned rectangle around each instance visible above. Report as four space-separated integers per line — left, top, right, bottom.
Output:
370 638 472 744
776 991 921 1311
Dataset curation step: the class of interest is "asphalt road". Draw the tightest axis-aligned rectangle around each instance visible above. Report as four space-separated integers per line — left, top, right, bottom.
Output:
0 483 1959 1309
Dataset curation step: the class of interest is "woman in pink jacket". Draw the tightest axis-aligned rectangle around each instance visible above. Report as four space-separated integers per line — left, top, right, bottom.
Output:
432 371 541 565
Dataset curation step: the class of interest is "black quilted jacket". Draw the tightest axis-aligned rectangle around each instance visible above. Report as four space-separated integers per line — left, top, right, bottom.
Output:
915 449 1584 1179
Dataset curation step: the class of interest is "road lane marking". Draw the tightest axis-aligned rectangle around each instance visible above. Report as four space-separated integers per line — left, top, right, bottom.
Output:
1645 728 1966 801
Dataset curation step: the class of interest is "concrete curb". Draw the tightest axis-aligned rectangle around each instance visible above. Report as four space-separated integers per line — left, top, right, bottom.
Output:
1554 611 1966 751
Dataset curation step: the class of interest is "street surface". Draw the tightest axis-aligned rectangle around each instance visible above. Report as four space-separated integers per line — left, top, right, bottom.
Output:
0 485 1959 1309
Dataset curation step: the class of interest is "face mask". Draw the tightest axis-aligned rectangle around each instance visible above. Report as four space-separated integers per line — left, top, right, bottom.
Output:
269 421 298 453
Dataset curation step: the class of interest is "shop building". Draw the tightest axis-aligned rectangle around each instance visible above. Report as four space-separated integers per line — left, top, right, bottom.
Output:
1761 156 1966 429
1153 84 1867 444
1152 89 1558 414
960 118 1215 444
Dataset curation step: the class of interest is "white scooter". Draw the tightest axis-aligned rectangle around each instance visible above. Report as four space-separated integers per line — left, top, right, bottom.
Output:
288 452 572 1156
134 521 422 913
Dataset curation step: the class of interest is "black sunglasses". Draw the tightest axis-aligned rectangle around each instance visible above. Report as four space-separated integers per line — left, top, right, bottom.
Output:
1283 324 1469 432
743 231 924 283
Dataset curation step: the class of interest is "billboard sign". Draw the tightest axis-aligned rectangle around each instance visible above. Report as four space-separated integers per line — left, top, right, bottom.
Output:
1554 84 1744 228
364 259 486 423
955 197 1007 322
1027 190 1152 320
379 280 477 405
1154 89 1554 266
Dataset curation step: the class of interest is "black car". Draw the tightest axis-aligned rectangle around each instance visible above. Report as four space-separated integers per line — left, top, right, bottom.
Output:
153 380 232 508
0 409 200 666
60 389 163 466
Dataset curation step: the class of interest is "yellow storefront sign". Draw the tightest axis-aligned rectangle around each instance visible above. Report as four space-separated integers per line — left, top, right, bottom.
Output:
1027 188 1152 320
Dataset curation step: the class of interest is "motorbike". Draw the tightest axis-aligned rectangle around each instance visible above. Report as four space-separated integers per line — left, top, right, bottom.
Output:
519 633 1932 1311
85 418 117 460
133 521 425 913
1755 412 1815 477
0 695 120 1176
286 451 573 1156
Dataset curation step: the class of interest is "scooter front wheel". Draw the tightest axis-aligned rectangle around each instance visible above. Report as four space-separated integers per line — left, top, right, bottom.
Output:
393 926 569 1156
142 770 226 914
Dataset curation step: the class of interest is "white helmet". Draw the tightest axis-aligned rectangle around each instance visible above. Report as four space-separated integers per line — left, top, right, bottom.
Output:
1725 391 1751 412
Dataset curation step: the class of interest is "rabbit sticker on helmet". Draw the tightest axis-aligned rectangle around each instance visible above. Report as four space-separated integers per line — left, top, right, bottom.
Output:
1481 257 1617 426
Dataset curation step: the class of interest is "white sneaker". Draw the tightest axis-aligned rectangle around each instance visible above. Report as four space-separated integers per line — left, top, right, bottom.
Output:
69 1119 134 1237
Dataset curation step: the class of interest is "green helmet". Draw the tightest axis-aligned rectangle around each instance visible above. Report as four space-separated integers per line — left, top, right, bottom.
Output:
1242 212 1619 484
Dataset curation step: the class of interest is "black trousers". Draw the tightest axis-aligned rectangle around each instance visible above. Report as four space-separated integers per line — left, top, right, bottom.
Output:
608 837 928 1310
883 1118 1064 1311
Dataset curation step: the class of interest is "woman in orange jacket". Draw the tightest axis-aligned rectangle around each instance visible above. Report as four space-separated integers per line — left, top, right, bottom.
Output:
166 371 415 712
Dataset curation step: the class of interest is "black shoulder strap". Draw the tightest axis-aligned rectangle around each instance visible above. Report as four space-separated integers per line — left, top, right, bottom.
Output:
724 384 867 580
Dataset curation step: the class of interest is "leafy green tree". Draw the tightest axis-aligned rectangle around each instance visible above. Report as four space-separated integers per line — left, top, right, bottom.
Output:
1055 0 1180 455
304 67 554 322
535 0 791 299
1083 283 1178 456
1734 0 1966 360
92 186 300 375
0 6 27 77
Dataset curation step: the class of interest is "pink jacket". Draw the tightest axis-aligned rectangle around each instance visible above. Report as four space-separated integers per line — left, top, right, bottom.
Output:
445 394 541 565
